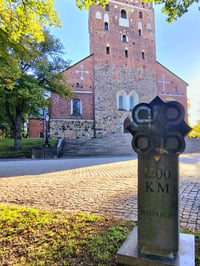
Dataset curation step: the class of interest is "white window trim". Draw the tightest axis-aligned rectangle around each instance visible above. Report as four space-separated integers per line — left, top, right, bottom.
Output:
128 91 139 110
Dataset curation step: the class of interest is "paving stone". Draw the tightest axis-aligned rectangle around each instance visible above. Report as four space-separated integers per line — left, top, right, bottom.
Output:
0 154 199 231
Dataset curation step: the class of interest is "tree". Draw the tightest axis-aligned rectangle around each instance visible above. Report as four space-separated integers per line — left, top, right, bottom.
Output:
0 0 62 91
189 120 200 138
76 0 199 22
0 0 61 45
0 30 72 150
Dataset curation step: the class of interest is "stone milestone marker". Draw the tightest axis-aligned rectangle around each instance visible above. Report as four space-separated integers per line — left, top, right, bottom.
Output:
117 96 195 266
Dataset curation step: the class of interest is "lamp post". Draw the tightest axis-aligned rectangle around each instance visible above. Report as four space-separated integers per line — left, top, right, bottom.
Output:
43 114 50 147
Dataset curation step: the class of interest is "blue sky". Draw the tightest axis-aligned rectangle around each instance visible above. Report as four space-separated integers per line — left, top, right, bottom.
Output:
51 0 200 125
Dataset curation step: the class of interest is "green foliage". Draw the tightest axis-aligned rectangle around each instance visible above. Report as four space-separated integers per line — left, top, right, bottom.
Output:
152 0 200 22
0 30 72 149
0 0 62 94
0 138 58 158
76 0 200 22
189 121 200 138
76 0 108 10
0 0 61 45
0 206 135 265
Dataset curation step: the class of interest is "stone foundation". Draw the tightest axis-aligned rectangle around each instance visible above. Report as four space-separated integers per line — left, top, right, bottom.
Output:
50 119 94 139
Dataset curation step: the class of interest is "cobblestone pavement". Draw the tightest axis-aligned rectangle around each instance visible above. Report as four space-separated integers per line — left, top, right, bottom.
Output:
0 154 200 231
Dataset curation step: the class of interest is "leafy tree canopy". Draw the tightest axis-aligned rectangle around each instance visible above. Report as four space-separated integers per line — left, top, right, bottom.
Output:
0 0 60 45
76 0 199 22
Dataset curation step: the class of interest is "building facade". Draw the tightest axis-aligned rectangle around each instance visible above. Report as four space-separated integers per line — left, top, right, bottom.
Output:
48 0 188 140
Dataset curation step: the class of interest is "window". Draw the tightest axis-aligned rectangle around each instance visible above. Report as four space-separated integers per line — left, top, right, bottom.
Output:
138 29 142 36
130 96 134 110
106 46 110 54
104 22 109 30
128 91 139 110
121 9 127 19
95 11 102 20
76 83 80 88
139 11 143 19
119 95 124 109
105 4 109 11
122 34 127 42
72 99 81 115
125 49 128 58
142 51 145 60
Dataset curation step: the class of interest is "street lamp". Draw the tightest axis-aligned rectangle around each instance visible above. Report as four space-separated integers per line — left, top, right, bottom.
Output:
43 114 51 147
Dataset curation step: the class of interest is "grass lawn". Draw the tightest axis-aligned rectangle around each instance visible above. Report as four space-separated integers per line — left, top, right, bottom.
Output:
0 139 58 159
0 206 199 266
0 206 134 265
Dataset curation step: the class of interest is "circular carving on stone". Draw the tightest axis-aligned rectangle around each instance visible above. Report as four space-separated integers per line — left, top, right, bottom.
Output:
132 133 152 154
132 103 152 125
164 134 185 154
163 102 185 125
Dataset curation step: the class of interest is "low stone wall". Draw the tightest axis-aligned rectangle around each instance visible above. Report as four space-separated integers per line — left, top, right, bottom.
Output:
50 119 94 139
185 138 200 153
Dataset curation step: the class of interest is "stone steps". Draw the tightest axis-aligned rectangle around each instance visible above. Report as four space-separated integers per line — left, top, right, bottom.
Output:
61 133 136 157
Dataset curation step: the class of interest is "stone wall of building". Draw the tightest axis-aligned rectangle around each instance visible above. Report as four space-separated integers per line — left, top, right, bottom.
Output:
94 65 157 137
50 119 94 139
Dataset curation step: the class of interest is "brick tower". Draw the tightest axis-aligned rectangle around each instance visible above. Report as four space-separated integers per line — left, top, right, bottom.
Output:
89 0 157 137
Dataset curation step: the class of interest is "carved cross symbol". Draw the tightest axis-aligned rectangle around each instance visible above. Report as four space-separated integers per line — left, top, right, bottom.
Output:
158 73 170 92
75 65 89 81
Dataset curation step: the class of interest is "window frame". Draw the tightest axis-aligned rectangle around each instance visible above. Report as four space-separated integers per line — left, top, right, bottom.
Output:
121 9 127 19
105 4 109 11
104 22 109 30
71 99 82 115
106 46 110 55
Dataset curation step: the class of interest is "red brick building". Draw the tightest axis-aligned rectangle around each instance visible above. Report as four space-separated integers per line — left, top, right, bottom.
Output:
29 119 45 138
31 0 188 139
156 62 188 119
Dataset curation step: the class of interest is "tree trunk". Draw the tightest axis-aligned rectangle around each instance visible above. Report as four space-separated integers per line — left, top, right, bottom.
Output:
14 113 22 150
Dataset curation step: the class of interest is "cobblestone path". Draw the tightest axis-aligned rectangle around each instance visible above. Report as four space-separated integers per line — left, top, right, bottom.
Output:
0 154 200 231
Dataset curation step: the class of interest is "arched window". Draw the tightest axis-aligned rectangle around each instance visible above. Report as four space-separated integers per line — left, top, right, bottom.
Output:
138 21 142 36
121 9 127 19
125 49 128 58
119 96 124 109
139 11 143 19
122 34 127 42
130 96 134 110
142 51 145 60
128 91 139 111
117 91 127 110
104 22 109 30
106 45 110 55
